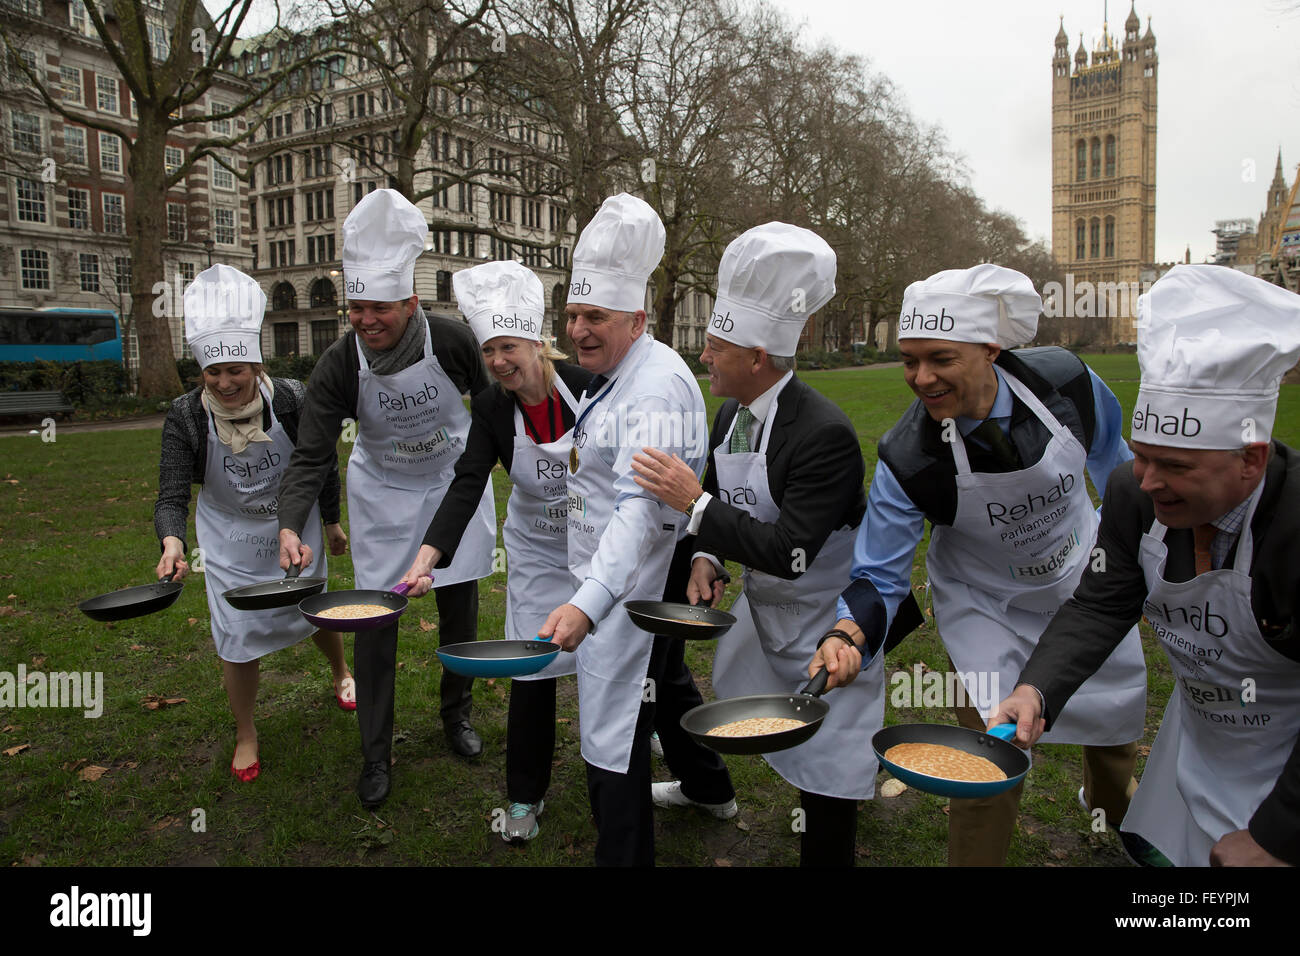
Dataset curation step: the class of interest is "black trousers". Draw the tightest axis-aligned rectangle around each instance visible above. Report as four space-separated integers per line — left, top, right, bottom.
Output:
799 790 858 867
586 635 736 866
505 676 556 804
354 578 478 765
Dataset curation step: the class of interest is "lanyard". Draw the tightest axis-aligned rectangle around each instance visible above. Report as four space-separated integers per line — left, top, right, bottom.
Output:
516 391 559 444
569 377 618 473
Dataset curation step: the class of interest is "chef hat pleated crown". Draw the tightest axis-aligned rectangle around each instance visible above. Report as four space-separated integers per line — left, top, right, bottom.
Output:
342 188 427 301
184 264 266 368
1132 265 1300 450
899 264 1042 348
567 193 664 312
709 222 836 356
453 261 546 345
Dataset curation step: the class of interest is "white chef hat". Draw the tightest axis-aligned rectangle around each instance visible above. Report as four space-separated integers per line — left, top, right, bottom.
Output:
453 261 545 345
899 264 1041 348
708 222 836 356
567 193 664 312
1132 265 1300 450
184 264 266 368
341 188 427 301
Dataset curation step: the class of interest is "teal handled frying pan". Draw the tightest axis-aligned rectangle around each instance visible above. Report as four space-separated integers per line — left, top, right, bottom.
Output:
872 723 1028 798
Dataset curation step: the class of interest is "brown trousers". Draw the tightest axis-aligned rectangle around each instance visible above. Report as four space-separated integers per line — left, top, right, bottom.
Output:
948 697 1138 866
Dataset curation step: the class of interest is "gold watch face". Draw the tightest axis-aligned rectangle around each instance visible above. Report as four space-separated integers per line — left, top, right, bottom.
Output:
569 446 579 474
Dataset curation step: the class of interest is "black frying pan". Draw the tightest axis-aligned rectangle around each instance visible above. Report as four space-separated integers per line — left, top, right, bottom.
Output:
680 669 831 755
624 600 736 640
223 562 326 611
297 580 417 632
78 572 184 622
872 723 1029 798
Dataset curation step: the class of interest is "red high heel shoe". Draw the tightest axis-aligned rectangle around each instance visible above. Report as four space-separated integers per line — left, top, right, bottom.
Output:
335 676 357 712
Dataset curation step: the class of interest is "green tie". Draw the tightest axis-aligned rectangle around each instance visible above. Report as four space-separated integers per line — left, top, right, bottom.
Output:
971 419 1021 469
730 406 755 453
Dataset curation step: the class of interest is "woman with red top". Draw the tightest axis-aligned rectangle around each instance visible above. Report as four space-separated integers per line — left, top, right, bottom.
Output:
400 261 592 843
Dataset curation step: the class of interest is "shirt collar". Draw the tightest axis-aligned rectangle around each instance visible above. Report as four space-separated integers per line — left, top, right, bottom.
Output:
743 370 793 426
956 364 1012 436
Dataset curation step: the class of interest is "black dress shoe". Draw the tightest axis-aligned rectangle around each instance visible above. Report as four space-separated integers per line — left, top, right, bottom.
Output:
358 760 391 809
445 720 484 758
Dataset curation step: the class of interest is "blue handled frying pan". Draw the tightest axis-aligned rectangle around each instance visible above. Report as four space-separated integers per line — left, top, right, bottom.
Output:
436 637 561 678
872 722 1029 798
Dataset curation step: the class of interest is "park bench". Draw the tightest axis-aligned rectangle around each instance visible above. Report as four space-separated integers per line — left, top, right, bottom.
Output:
0 390 75 420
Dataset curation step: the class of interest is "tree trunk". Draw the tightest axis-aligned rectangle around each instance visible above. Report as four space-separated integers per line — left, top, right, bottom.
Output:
130 110 182 399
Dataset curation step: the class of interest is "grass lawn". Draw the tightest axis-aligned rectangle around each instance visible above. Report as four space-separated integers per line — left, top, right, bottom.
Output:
0 352 1294 866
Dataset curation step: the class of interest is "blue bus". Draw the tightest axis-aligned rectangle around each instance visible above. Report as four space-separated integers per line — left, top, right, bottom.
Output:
0 308 123 363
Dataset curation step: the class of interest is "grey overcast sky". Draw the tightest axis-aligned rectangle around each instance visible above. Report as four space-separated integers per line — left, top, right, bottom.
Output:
770 0 1300 264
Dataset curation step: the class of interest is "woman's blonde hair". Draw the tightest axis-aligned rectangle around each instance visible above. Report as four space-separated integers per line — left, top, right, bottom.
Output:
540 338 567 394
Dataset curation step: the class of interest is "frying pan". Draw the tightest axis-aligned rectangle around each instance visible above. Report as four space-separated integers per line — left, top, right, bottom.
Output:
297 581 414 632
624 600 736 641
222 562 326 611
78 572 184 622
436 637 562 678
872 723 1028 798
680 669 831 755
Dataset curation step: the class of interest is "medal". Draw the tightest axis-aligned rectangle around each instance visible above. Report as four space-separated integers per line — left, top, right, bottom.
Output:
569 446 579 474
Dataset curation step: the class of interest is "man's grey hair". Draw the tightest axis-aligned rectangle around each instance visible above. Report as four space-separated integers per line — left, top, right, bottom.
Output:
769 353 795 372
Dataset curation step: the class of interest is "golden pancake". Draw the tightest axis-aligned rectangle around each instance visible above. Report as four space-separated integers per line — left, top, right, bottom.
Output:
315 603 391 619
884 742 1007 783
708 716 806 737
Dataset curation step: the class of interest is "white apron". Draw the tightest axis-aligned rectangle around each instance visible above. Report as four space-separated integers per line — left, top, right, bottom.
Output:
197 387 323 663
347 327 495 590
926 370 1146 744
710 403 884 799
1123 483 1300 866
501 378 580 681
568 373 678 773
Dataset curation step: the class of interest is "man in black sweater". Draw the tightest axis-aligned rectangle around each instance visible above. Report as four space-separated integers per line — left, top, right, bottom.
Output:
278 189 496 808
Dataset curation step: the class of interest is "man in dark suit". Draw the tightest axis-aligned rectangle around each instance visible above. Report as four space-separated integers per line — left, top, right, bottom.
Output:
632 222 879 866
991 265 1300 867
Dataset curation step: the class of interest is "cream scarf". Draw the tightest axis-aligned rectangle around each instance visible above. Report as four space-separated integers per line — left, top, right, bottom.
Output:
202 372 275 454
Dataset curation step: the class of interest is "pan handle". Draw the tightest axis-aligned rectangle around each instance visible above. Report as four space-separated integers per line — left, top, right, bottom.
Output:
285 562 302 580
986 723 1017 741
390 574 433 597
158 572 175 584
799 668 830 698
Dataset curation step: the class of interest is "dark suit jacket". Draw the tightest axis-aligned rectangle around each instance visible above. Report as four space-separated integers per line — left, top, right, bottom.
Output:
694 374 865 580
1020 443 1300 864
423 361 592 565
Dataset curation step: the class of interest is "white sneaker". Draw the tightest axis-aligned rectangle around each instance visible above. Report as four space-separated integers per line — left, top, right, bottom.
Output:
651 780 738 820
502 800 543 844
650 731 664 758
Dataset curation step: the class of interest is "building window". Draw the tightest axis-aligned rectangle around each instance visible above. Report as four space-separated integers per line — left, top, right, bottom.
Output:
103 192 125 233
178 261 196 285
310 319 337 354
99 132 122 173
211 155 235 190
273 323 298 355
114 256 131 292
1089 137 1101 180
15 179 47 223
210 104 232 136
20 249 51 290
167 202 187 241
309 279 337 309
63 126 87 165
164 145 183 173
1104 217 1115 258
147 20 169 61
11 111 41 153
70 0 90 33
1105 135 1116 178
1075 220 1086 260
1089 218 1100 259
213 207 236 244
96 74 119 113
68 187 90 230
435 270 451 302
79 253 100 292
60 66 83 104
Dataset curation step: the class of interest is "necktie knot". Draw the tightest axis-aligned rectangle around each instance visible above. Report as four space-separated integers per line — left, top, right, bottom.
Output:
971 419 1021 469
585 375 608 397
730 406 755 453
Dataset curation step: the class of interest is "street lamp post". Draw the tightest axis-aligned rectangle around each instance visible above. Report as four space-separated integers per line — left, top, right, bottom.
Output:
202 238 215 267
